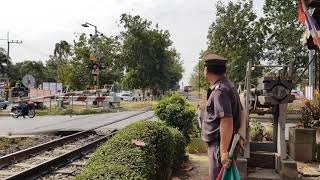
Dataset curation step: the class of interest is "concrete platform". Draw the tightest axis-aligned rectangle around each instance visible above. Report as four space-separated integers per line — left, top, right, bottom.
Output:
248 151 275 169
0 110 154 136
248 168 280 180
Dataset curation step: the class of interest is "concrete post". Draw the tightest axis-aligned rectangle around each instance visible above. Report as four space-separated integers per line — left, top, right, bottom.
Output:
278 103 287 161
244 62 252 159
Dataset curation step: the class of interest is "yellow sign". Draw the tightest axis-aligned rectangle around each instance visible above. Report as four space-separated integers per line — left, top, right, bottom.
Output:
90 55 97 61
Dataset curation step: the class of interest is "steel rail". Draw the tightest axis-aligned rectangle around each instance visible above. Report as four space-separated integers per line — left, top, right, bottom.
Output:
0 111 148 169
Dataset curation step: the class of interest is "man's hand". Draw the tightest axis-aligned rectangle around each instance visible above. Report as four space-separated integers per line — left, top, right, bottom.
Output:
221 152 232 168
239 136 246 151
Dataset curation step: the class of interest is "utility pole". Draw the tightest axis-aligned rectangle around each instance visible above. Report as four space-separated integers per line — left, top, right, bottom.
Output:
6 32 23 62
81 22 101 90
3 32 22 101
198 59 201 99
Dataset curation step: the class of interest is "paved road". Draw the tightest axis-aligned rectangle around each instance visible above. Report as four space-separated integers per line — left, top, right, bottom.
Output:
0 110 154 136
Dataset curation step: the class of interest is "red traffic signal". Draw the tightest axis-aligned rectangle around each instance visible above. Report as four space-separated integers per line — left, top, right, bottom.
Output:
92 63 98 70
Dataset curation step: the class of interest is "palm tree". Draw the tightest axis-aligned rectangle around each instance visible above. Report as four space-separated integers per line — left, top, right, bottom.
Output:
53 40 71 61
53 41 71 80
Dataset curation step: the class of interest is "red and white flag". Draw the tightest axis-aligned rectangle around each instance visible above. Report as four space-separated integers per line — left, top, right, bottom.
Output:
298 0 320 46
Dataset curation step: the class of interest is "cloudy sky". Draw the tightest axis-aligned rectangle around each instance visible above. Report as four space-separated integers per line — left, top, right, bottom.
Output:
0 0 264 86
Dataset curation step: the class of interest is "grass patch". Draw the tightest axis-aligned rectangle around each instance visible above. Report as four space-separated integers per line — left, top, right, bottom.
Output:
187 138 207 154
36 101 156 116
36 106 115 116
120 101 156 110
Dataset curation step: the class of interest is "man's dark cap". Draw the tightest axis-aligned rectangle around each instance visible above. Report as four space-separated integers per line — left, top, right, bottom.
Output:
203 53 228 66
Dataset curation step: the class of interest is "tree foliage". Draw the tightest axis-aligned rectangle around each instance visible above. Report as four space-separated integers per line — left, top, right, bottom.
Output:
191 0 308 87
119 14 183 95
206 0 263 84
0 48 8 76
54 40 71 60
262 0 308 73
189 59 209 90
2 13 183 93
9 61 47 86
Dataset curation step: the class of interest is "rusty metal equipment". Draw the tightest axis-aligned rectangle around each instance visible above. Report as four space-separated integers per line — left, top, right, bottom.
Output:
244 62 295 171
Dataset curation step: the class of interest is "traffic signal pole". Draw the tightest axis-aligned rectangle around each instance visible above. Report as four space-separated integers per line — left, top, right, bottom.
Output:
93 26 99 90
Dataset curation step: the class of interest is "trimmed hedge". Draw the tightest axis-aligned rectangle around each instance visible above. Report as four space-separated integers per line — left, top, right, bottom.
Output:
168 127 187 167
75 120 186 180
154 95 196 142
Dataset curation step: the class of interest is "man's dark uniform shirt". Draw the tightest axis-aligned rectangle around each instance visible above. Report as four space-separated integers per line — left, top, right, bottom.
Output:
201 74 242 145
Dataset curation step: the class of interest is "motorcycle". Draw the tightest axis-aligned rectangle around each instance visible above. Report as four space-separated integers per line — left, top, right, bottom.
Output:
10 102 36 119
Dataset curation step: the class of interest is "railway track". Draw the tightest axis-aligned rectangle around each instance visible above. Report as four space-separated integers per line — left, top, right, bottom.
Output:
0 111 152 180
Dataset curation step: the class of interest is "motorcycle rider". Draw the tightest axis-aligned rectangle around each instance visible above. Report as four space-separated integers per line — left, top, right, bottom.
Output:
17 101 29 118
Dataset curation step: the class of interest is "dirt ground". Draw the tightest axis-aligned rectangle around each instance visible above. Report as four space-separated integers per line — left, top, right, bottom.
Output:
172 153 210 180
172 153 320 180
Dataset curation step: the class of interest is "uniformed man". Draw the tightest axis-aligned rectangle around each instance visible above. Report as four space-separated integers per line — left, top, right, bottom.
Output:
201 53 246 180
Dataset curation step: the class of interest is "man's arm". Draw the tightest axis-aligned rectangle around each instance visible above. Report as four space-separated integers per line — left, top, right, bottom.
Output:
213 90 233 164
220 117 233 163
239 110 247 140
237 110 247 151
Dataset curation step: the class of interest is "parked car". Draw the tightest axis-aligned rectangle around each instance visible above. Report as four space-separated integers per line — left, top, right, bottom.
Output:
0 99 9 109
117 93 136 101
291 89 304 99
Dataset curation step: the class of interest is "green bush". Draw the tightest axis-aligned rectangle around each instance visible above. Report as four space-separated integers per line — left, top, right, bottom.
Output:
168 127 187 167
154 95 196 142
187 138 207 154
249 119 266 142
75 121 175 180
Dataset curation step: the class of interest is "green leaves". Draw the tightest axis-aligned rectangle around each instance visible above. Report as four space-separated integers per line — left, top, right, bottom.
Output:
120 14 183 93
76 121 183 180
207 0 263 84
189 59 209 90
262 0 308 74
154 95 196 142
200 0 308 86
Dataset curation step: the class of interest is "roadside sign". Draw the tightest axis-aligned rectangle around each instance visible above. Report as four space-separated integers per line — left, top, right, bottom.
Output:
22 74 36 88
92 69 99 75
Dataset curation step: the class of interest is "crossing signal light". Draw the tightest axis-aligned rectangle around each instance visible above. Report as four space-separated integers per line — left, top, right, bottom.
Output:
91 63 99 75
92 63 98 70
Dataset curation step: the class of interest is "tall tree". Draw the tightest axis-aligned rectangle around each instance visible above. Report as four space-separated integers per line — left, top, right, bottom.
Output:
262 0 308 74
52 40 72 81
53 40 71 61
189 59 209 90
207 0 263 83
119 14 183 96
14 61 47 86
68 33 121 90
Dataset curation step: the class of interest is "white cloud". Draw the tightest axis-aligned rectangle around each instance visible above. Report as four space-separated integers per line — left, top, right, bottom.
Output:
0 0 264 86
